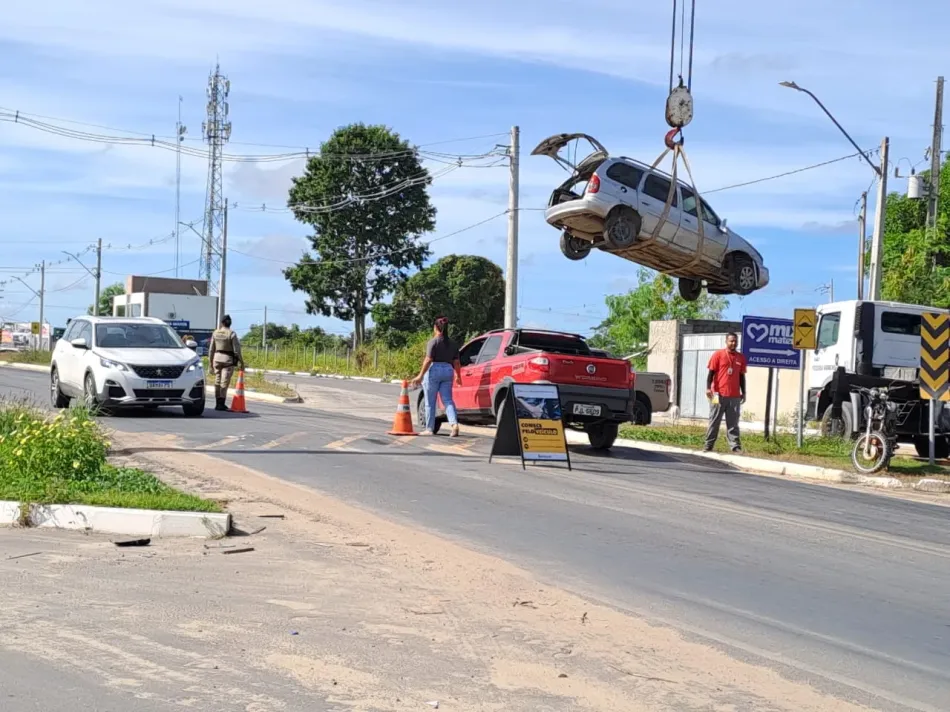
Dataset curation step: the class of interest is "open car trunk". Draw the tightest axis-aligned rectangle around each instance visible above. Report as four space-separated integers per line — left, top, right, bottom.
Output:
532 133 609 206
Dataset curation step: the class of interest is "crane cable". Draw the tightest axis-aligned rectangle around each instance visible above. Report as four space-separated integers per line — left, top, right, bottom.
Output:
634 0 709 281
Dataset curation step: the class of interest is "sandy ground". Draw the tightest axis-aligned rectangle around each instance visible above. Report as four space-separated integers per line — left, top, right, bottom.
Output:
0 429 877 711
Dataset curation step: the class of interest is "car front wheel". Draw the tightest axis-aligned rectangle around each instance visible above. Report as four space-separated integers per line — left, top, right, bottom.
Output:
50 367 70 409
729 254 757 295
183 399 205 417
83 372 100 412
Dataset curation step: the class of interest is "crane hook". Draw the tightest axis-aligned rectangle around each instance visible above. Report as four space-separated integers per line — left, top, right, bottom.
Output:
664 128 684 150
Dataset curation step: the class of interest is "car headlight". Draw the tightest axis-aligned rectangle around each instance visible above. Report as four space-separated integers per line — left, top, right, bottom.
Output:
186 359 202 372
99 356 128 371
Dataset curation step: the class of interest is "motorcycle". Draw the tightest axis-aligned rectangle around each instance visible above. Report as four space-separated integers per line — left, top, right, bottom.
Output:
850 386 899 475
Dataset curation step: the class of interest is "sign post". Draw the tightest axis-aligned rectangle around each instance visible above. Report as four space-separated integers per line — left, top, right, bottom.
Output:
489 383 571 470
919 312 949 464
741 316 801 440
793 308 818 448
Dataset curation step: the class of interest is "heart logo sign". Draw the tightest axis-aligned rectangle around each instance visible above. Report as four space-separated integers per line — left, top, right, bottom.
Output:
746 323 769 342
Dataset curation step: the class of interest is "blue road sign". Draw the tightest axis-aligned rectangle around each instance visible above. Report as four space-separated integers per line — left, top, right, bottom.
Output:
165 319 190 330
740 316 801 370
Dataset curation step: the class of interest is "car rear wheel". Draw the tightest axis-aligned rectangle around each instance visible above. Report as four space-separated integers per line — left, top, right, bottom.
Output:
729 254 757 295
603 208 641 250
587 422 619 450
678 277 702 301
560 232 592 261
633 397 651 426
50 368 70 409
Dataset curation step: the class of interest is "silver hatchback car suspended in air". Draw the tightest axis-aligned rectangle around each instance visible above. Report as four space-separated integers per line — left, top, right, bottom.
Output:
532 133 769 301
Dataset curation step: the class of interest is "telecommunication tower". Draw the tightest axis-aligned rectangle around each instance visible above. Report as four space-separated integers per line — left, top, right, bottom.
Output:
200 63 231 284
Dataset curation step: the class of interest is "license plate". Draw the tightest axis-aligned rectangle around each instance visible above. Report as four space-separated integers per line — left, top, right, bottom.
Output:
572 403 602 417
146 380 175 388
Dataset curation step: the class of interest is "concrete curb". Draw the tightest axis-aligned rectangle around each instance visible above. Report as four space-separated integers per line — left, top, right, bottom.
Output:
0 362 301 404
244 367 394 385
593 432 948 493
0 500 230 538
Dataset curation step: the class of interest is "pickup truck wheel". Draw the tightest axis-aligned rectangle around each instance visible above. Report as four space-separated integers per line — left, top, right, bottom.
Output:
678 278 702 301
587 422 619 450
914 436 950 460
560 232 592 261
633 397 651 426
820 402 853 439
495 395 508 427
603 208 641 250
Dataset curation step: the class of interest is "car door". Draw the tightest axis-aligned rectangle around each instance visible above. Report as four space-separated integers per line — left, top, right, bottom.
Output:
637 171 682 246
698 196 729 265
62 320 92 392
469 334 505 413
678 186 727 266
454 337 488 412
54 321 80 392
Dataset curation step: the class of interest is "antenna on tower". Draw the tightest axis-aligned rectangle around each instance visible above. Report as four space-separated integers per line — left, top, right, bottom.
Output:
200 63 231 286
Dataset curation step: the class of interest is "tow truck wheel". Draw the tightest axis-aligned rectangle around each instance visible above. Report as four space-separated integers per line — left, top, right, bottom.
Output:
678 278 702 301
587 422 619 450
560 232 592 261
914 436 949 460
820 403 854 439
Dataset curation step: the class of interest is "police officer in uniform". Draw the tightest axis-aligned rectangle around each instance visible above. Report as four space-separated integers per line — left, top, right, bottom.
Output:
208 315 244 411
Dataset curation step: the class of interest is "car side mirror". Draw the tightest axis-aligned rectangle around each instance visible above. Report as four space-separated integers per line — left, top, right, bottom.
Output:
720 218 728 232
185 340 197 349
70 338 88 349
504 345 516 356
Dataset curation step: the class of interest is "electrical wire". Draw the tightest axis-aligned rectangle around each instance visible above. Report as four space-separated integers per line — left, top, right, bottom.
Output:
703 150 878 195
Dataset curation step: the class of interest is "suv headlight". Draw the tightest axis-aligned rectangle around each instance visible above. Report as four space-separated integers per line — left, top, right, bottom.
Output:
99 356 128 371
185 359 202 372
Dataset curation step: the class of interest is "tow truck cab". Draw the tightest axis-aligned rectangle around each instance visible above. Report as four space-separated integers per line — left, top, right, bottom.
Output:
807 299 950 442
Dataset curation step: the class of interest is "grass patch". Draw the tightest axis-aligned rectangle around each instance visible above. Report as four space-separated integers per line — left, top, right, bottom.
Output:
618 423 950 479
242 370 298 399
0 349 51 365
0 403 219 512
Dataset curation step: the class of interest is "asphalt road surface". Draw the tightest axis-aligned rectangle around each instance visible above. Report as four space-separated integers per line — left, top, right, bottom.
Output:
2 366 950 712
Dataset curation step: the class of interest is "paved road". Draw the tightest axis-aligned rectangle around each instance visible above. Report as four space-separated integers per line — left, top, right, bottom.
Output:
3 367 950 712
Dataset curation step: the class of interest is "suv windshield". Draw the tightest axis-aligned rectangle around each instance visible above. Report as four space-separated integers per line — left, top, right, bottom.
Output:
95 323 185 349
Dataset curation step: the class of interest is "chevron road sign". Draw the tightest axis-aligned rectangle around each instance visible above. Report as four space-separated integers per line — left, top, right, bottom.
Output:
920 312 950 401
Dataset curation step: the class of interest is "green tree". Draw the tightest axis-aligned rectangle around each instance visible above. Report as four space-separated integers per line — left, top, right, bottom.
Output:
589 268 728 369
371 255 505 348
88 283 124 316
283 124 436 347
242 323 343 350
881 155 950 305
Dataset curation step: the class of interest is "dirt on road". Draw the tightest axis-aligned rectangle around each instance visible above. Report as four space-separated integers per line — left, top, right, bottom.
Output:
1 431 873 711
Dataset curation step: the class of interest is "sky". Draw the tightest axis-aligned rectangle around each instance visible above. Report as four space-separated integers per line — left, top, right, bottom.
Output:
1 0 948 340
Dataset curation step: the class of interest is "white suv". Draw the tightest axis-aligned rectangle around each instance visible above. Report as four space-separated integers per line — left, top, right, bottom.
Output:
50 316 206 416
532 133 769 301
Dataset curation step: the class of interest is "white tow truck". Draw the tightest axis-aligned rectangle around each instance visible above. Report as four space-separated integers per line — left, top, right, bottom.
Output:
807 299 950 458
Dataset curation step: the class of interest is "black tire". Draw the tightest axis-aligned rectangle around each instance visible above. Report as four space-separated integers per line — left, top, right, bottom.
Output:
182 399 205 417
913 436 950 460
632 396 651 426
603 208 642 250
820 402 854 439
416 393 442 435
729 253 758 295
851 431 891 474
82 372 100 412
587 422 619 450
678 278 702 301
560 232 592 261
50 367 70 409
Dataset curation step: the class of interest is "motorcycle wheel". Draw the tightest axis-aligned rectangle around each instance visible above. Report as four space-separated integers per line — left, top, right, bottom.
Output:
851 431 891 475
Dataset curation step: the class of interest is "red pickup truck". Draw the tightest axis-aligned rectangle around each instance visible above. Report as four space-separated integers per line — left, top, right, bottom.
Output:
416 328 634 449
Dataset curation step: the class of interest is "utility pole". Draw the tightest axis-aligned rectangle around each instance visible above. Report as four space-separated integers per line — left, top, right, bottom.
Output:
175 96 187 278
504 125 520 329
928 77 944 233
262 305 267 349
38 261 45 350
868 137 889 300
93 238 102 316
217 201 228 324
201 64 231 285
857 191 867 300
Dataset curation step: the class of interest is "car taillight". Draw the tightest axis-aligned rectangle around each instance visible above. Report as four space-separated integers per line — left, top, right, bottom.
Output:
586 174 600 194
529 357 550 372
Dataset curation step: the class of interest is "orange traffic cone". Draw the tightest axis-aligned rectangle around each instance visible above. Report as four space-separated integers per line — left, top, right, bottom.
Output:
388 380 417 436
229 370 249 414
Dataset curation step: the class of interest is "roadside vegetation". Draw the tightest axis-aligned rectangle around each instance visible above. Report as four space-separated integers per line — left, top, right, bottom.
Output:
0 402 219 512
0 349 51 365
618 424 949 479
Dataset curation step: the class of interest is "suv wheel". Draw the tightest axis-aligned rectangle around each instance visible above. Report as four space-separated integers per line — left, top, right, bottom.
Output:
560 232 592 261
50 367 70 409
729 254 757 295
587 422 619 450
83 372 101 412
603 208 642 250
183 399 205 417
678 278 702 301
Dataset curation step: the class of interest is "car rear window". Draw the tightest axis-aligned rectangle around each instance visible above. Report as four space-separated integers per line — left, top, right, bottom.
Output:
517 332 591 356
606 163 644 190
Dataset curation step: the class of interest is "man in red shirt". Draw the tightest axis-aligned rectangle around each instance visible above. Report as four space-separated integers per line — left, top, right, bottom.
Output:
704 332 747 453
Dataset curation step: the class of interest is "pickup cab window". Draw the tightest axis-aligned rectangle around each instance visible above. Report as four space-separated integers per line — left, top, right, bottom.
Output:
459 338 487 367
476 335 504 364
817 312 840 349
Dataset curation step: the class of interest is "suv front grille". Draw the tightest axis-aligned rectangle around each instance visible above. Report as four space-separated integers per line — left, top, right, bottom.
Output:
131 365 185 379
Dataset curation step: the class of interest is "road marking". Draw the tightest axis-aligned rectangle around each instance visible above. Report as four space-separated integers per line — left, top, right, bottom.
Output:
325 434 366 450
387 436 416 448
258 432 308 450
196 435 242 450
425 443 480 457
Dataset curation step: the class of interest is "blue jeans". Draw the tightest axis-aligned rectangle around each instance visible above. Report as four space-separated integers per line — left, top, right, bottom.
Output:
424 362 458 431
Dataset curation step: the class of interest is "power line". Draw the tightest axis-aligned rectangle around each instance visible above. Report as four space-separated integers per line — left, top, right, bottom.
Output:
703 150 877 194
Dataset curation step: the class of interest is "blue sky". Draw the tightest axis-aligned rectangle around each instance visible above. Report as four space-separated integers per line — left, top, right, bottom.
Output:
1 0 948 338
